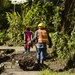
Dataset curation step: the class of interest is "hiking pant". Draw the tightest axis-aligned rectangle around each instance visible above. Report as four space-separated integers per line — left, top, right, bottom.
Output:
36 48 46 63
24 46 30 53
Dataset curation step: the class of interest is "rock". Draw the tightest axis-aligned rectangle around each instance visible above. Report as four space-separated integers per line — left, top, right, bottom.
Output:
0 63 4 74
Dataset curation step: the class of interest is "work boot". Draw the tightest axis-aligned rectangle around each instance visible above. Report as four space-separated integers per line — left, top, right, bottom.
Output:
37 60 40 64
40 60 44 64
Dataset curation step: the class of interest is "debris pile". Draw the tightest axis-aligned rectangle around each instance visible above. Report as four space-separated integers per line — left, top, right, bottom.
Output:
18 52 36 70
0 49 15 63
0 49 15 74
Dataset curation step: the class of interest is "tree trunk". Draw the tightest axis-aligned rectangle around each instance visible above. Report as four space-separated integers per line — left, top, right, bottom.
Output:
61 0 74 34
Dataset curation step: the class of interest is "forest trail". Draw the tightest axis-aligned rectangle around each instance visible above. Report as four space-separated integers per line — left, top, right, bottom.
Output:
0 46 36 52
0 46 40 75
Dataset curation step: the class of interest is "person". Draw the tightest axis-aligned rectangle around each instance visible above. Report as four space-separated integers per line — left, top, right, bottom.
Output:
24 26 33 53
28 23 50 64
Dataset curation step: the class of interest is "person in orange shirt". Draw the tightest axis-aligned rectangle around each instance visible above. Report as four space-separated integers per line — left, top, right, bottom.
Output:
29 23 50 64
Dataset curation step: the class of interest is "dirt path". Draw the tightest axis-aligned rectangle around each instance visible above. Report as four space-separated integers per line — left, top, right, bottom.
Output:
1 46 75 74
0 46 36 54
1 69 40 75
0 46 40 75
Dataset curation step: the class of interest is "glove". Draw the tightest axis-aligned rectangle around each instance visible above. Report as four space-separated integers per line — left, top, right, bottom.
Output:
24 40 26 44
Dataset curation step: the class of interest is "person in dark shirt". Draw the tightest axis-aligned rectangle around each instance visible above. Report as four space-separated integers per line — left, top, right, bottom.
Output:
24 26 33 53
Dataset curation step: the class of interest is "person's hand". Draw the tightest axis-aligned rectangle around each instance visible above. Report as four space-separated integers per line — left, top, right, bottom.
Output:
24 40 26 44
28 41 31 45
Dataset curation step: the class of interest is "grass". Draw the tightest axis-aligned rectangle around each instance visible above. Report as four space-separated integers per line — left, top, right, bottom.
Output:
39 69 75 75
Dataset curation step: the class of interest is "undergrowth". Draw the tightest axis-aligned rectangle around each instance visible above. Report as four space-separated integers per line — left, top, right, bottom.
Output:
39 69 75 75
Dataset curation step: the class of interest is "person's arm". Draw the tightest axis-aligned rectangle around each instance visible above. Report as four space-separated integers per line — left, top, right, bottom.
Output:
47 33 52 48
31 31 33 40
24 31 26 44
30 31 38 43
24 32 25 41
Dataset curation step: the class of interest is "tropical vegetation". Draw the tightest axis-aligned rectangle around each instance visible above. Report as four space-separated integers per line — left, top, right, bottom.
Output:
0 0 75 72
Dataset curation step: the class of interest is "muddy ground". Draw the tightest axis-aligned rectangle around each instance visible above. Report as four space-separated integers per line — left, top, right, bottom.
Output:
0 49 75 74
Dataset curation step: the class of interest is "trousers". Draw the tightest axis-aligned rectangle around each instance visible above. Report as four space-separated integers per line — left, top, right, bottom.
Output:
36 48 46 62
24 46 30 53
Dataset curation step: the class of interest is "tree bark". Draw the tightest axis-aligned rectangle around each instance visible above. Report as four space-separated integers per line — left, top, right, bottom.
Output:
61 0 74 34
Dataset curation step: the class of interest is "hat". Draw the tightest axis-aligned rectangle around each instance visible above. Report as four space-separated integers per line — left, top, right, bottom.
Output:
38 23 45 28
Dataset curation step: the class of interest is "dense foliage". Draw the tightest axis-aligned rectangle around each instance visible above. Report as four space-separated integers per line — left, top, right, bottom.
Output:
0 0 75 68
5 1 63 45
39 69 75 75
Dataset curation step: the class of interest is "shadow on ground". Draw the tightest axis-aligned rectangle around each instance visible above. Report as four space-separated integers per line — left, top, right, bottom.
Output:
19 63 50 71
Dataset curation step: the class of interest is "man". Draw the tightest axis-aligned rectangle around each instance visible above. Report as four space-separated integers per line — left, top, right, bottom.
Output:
29 23 50 64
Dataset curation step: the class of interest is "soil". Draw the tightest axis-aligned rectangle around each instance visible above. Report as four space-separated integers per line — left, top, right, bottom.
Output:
0 47 75 75
3 50 72 72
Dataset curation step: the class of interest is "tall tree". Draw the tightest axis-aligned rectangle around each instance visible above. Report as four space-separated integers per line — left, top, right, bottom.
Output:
0 0 11 30
61 0 75 34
